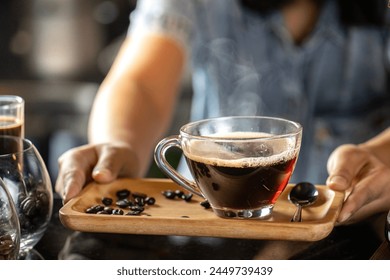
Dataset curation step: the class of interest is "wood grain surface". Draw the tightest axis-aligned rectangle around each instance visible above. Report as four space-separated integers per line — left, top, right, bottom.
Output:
59 178 345 241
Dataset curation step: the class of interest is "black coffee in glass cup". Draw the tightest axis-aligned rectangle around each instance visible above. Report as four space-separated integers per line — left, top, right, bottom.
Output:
154 116 302 219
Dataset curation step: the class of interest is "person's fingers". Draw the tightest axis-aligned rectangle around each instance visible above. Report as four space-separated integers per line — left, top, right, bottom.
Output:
55 145 97 204
56 143 141 204
326 144 369 191
58 169 87 204
92 145 121 183
92 143 140 183
336 162 390 224
327 143 390 224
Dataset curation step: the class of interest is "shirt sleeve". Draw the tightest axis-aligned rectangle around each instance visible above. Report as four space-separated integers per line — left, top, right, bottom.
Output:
128 0 197 53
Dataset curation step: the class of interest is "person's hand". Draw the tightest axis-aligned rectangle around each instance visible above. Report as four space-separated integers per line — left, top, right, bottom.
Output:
326 144 390 224
55 142 141 204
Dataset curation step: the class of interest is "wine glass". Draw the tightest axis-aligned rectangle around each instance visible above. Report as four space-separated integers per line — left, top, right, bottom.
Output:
0 177 20 260
0 135 53 260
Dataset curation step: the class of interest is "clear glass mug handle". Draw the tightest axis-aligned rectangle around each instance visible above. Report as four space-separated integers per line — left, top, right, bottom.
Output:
154 135 204 198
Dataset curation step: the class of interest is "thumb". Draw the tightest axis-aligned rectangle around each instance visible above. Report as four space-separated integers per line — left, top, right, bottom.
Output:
326 144 367 191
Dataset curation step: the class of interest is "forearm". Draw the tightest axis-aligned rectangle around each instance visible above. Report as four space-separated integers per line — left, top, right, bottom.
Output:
89 79 177 176
88 35 185 176
359 127 390 167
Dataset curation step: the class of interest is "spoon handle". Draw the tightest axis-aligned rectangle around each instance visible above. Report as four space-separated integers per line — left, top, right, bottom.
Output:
291 205 303 222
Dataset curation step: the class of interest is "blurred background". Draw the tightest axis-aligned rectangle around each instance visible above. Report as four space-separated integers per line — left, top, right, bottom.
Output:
0 0 192 183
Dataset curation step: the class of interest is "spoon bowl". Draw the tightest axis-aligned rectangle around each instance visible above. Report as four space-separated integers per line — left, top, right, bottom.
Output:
288 182 319 222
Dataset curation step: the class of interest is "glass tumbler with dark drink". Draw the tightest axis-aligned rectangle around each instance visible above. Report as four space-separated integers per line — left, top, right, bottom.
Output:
155 116 302 219
0 95 24 138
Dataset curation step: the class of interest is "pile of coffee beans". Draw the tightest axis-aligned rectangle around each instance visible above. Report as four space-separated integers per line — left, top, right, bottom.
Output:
85 187 211 216
85 188 156 216
0 234 16 260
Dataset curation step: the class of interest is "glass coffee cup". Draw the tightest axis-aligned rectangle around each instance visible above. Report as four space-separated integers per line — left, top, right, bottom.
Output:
154 116 302 219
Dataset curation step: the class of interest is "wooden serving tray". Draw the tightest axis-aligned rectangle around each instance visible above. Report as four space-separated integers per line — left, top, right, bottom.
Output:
59 178 345 241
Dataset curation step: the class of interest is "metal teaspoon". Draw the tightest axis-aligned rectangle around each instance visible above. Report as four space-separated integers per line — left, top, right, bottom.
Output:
288 182 319 222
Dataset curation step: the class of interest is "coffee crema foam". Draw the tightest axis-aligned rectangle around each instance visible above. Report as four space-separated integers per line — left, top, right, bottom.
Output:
183 131 298 168
0 116 23 127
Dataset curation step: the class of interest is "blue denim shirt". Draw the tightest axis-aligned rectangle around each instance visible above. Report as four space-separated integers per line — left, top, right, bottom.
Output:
129 0 390 184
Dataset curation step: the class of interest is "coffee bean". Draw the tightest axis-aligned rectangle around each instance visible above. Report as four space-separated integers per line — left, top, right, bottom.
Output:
132 192 147 199
116 199 132 208
116 189 131 199
101 197 113 206
126 210 142 216
145 197 156 205
86 204 104 214
174 190 184 197
103 206 114 214
200 200 211 209
112 209 124 215
129 205 144 212
96 210 111 215
181 193 193 202
134 197 145 206
162 190 176 199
